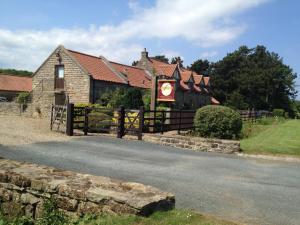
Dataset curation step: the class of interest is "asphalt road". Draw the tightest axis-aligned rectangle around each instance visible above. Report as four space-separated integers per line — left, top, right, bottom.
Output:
0 136 299 225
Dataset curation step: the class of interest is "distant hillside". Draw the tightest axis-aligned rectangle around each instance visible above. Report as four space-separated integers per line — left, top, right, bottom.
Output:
0 68 33 77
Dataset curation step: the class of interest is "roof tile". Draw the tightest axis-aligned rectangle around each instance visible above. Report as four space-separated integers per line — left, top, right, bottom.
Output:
0 75 32 92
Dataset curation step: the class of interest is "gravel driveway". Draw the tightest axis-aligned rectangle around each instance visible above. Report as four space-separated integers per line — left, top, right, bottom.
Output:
0 115 73 146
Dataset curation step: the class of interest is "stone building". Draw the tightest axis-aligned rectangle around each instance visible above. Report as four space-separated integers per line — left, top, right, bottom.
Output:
32 45 218 116
0 74 32 101
32 45 151 115
136 49 219 109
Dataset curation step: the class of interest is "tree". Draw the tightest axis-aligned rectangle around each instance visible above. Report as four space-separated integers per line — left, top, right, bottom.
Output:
171 56 183 67
210 45 297 113
153 55 169 64
190 59 210 75
122 88 144 109
104 88 144 109
0 68 33 77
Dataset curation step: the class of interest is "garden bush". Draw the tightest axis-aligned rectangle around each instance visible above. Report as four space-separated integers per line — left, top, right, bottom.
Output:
16 92 30 104
272 108 285 117
194 105 242 139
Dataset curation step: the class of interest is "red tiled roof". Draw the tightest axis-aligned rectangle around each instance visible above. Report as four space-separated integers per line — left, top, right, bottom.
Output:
149 58 169 67
203 88 209 94
193 74 203 85
155 65 177 77
180 70 192 82
211 97 220 105
68 50 127 84
204 77 210 86
109 61 152 89
193 84 201 93
0 75 32 92
148 58 178 77
180 80 190 91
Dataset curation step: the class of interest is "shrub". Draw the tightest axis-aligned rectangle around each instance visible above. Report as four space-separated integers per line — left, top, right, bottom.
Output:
36 198 67 225
16 92 30 104
273 108 285 117
194 105 242 139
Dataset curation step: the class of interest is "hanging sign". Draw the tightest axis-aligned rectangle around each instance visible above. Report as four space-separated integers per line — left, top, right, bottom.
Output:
157 79 176 102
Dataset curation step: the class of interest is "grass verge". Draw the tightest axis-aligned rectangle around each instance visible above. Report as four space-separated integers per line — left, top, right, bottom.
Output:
241 118 300 156
0 210 238 225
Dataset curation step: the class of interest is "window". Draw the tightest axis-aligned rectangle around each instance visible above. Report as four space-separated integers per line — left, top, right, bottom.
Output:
55 65 64 78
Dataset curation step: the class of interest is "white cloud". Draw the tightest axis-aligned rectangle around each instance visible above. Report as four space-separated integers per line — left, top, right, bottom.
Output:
0 0 269 70
200 50 219 58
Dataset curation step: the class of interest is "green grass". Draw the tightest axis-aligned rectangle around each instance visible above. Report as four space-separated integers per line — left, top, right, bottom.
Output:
0 210 237 225
241 118 300 156
72 210 237 225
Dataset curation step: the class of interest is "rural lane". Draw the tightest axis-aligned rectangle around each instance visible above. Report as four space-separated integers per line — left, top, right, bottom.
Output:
0 136 299 225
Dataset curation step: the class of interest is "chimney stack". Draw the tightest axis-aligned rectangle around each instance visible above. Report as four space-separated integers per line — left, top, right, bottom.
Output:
141 48 148 59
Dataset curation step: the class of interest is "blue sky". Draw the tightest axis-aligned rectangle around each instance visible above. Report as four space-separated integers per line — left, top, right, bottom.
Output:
0 0 299 99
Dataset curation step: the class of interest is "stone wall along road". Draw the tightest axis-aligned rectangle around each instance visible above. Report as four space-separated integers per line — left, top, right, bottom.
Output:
0 158 175 218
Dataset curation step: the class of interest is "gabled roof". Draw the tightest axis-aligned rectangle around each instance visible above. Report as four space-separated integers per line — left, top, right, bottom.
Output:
68 50 128 84
204 77 210 86
180 70 193 82
0 75 32 92
109 61 152 89
149 57 169 67
211 97 220 105
193 84 201 93
155 64 177 77
193 74 203 85
179 80 190 91
148 58 178 78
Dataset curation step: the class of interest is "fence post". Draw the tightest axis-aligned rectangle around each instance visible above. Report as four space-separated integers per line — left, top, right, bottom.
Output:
138 106 144 140
66 103 74 136
178 110 182 134
160 110 165 134
117 105 125 138
84 107 89 136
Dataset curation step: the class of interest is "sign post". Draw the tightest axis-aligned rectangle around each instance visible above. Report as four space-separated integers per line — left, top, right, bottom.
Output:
150 77 176 132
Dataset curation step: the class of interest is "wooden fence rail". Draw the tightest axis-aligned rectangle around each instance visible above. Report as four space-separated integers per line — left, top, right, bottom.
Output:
64 104 273 139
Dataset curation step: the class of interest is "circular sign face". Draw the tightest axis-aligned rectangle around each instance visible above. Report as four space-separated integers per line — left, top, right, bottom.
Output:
161 82 173 96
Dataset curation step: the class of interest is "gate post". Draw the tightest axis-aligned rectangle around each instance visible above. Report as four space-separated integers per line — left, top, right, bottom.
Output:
117 105 125 138
66 103 74 136
138 106 145 140
83 107 89 136
50 104 54 130
177 110 182 135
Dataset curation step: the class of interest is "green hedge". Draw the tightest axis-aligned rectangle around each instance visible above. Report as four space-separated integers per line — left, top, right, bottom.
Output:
272 108 285 117
194 105 242 139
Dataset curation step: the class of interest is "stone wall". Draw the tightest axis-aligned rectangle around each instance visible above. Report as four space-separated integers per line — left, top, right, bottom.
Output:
143 134 240 154
0 103 35 117
0 159 175 219
0 103 24 116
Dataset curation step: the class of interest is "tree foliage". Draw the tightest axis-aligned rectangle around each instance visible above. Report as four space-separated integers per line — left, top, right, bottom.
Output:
99 88 144 109
153 55 169 64
171 56 184 67
0 68 33 77
189 59 210 75
209 45 297 113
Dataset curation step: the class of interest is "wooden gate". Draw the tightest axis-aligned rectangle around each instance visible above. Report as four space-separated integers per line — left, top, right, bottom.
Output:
50 104 67 132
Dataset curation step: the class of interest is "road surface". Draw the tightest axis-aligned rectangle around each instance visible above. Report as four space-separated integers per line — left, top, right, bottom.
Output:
0 136 299 225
